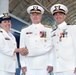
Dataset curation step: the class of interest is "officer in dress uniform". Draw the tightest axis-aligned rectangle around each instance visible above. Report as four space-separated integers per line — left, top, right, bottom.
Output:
20 5 54 75
0 13 28 75
50 4 76 75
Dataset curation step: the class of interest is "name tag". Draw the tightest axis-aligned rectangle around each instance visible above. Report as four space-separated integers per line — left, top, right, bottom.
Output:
5 37 10 40
26 32 33 34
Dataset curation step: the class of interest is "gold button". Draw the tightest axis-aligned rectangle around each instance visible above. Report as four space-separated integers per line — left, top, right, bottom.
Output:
58 28 60 30
35 27 37 29
14 59 15 61
14 53 15 56
57 57 59 59
35 47 37 48
35 40 37 42
56 49 58 51
57 42 58 43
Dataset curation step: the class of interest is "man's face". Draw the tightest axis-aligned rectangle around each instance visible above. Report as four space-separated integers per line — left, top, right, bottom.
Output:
30 12 42 24
0 20 11 32
53 12 66 25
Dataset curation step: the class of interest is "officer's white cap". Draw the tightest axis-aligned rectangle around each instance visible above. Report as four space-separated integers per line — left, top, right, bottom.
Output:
50 4 68 15
27 5 44 14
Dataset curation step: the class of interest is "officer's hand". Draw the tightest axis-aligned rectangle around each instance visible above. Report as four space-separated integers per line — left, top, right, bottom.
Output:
20 48 28 55
47 66 53 73
21 66 27 75
14 48 28 56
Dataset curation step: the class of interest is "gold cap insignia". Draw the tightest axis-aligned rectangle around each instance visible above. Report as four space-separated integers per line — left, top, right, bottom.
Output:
3 13 10 18
33 6 38 10
55 5 60 10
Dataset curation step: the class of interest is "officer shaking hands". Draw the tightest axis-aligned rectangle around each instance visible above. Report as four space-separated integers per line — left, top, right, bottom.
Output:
20 5 54 75
0 13 28 75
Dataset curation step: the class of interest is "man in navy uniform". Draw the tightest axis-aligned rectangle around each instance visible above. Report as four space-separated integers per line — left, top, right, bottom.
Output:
20 5 54 75
50 4 76 75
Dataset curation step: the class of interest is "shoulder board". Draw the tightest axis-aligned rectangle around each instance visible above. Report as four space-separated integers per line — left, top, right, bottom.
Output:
0 30 3 33
22 25 30 29
44 25 52 28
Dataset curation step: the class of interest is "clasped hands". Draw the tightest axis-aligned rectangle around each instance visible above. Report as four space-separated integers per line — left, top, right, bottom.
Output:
19 47 28 55
15 47 28 56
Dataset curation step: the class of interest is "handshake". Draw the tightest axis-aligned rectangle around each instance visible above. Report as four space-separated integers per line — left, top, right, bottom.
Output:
15 47 28 56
